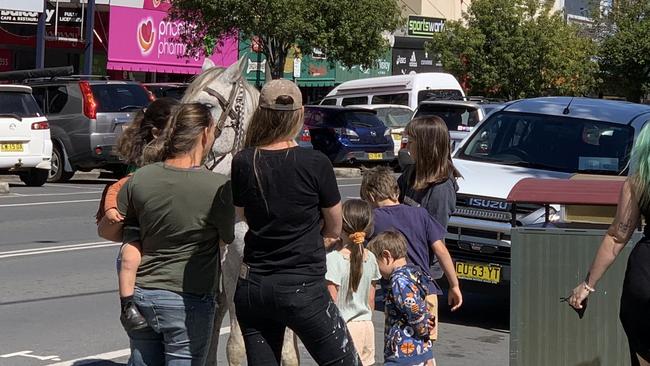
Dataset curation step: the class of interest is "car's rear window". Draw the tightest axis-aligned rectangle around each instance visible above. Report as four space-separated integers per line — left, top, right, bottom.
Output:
150 86 187 100
0 92 42 118
91 84 150 113
415 104 481 131
342 111 384 128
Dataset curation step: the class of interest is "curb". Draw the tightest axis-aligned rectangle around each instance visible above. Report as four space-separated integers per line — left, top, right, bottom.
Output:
0 182 9 194
334 168 361 178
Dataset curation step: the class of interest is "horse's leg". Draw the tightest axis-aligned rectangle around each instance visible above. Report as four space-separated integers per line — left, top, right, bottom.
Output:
281 328 300 366
205 285 228 366
224 223 247 366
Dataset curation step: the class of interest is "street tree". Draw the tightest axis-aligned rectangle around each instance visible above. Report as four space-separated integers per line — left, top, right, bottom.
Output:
427 0 598 99
169 0 403 79
596 0 650 102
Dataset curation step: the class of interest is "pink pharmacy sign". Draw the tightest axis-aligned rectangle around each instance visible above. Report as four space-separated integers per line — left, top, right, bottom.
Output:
107 5 237 74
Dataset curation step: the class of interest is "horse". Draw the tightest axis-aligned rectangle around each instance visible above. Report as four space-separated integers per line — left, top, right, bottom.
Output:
182 57 300 366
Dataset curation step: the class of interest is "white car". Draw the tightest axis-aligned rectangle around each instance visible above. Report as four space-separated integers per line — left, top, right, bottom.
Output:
445 97 650 293
348 104 414 158
0 85 52 186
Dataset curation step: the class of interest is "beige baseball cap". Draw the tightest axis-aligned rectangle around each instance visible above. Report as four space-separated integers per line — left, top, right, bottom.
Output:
259 79 303 111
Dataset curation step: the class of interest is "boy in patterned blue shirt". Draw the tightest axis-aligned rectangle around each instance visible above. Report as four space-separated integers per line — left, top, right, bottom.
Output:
367 230 434 366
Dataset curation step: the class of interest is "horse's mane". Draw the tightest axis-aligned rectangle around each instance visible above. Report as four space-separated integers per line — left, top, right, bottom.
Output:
182 66 259 106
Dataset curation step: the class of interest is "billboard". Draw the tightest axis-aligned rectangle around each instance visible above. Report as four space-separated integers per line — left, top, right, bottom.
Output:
107 5 237 74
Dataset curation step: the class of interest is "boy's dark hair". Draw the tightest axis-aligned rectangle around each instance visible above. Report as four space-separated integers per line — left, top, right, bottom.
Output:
367 231 408 260
360 166 400 203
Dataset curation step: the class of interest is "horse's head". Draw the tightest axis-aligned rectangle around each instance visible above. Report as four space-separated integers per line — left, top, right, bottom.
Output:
183 57 260 176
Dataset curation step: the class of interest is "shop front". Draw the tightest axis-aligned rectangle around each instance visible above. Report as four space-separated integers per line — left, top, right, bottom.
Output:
0 1 108 73
107 0 238 82
239 39 393 104
392 15 445 75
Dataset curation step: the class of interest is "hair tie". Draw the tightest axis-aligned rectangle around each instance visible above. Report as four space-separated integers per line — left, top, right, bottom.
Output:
348 232 366 245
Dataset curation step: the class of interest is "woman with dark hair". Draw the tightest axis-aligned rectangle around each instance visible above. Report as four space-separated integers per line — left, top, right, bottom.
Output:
398 116 461 230
117 103 235 366
231 79 361 365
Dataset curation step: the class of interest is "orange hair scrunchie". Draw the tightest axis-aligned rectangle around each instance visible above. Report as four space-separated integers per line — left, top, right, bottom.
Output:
348 232 366 245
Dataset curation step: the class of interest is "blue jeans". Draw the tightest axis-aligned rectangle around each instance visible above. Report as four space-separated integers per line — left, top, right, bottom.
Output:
127 287 217 366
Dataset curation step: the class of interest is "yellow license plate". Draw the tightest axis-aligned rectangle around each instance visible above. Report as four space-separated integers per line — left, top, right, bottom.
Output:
368 153 383 160
0 143 23 152
392 133 402 141
455 262 501 284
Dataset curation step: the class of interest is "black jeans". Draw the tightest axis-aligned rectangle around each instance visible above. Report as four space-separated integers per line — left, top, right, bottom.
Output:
234 272 361 366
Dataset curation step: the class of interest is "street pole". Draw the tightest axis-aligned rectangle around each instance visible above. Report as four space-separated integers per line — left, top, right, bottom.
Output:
35 0 47 69
255 47 261 89
83 0 96 76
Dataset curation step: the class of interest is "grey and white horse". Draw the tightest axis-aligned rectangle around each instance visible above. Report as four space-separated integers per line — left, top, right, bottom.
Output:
183 58 299 366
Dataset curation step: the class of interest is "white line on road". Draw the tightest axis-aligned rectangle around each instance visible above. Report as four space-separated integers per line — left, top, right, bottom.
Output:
0 242 120 259
44 327 232 366
0 191 102 199
338 183 361 187
0 199 100 208
0 241 115 255
44 184 105 190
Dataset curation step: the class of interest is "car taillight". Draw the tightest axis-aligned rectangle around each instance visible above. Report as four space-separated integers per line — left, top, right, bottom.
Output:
400 136 408 149
31 121 49 130
300 128 311 142
79 81 97 119
334 128 359 138
144 86 156 102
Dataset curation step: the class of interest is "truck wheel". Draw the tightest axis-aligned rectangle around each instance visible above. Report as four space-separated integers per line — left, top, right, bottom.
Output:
48 144 75 183
20 168 49 187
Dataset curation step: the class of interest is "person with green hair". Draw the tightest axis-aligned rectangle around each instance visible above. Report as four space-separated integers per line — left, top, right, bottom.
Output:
570 124 650 366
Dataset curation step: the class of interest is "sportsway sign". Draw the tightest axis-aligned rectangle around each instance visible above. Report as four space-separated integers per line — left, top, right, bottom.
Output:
407 15 445 38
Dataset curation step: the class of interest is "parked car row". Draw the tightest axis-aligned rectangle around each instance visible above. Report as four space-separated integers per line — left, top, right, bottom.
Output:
0 67 189 185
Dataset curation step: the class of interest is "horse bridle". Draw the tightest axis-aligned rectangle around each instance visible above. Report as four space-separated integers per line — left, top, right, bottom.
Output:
202 76 246 170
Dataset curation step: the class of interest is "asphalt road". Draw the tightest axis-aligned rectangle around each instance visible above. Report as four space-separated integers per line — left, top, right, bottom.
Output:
0 174 509 366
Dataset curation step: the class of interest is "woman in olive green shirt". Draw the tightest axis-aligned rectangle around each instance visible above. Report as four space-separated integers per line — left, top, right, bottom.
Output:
118 103 235 366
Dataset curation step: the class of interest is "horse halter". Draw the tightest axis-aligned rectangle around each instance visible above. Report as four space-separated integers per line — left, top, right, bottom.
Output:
202 76 246 170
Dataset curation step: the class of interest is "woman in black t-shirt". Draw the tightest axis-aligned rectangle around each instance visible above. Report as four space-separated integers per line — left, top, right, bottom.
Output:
231 80 361 365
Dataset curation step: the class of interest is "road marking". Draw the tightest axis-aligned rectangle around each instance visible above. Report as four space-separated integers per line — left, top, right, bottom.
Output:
44 327 232 366
0 242 120 259
338 183 361 187
0 199 99 208
44 184 105 190
0 350 61 361
0 191 101 199
0 241 115 255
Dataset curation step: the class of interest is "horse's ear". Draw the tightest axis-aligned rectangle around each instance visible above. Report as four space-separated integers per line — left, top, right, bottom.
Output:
202 58 216 71
223 57 246 82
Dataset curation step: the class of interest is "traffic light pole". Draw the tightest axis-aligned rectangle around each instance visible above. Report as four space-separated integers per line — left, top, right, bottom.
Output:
82 0 96 76
35 0 47 69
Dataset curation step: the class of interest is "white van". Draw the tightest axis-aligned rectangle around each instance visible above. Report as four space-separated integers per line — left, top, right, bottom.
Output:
320 72 465 110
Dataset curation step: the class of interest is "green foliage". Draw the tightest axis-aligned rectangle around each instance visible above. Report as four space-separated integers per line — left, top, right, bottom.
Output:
427 0 598 99
169 0 403 78
596 0 650 102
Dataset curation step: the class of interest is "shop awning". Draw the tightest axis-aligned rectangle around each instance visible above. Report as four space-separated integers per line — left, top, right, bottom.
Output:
107 61 204 75
296 78 335 87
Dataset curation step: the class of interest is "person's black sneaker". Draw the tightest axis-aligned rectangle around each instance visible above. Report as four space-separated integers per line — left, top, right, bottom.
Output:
120 296 148 332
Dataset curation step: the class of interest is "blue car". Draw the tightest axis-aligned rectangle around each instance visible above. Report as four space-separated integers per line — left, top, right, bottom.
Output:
300 106 394 164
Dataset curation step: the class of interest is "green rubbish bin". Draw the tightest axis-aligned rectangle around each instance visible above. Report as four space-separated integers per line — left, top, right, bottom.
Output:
510 227 639 366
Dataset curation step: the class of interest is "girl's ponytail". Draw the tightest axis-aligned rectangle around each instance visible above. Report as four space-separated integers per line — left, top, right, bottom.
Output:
342 200 374 299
